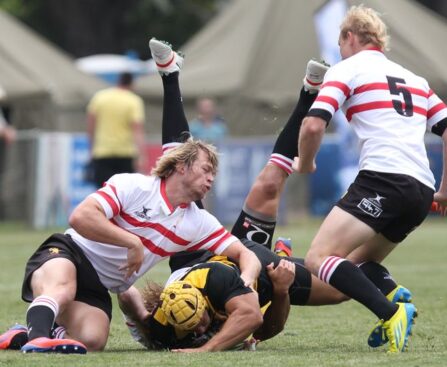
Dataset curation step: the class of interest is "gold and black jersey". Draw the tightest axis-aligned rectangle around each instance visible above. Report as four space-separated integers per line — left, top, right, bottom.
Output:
148 261 252 349
149 240 313 349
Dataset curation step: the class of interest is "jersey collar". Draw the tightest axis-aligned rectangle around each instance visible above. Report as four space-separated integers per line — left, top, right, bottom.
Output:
159 178 189 215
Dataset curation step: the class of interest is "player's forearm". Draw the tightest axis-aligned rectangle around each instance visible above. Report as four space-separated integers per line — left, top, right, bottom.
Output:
200 309 262 351
253 292 290 341
297 117 325 172
69 198 142 250
118 286 150 323
238 249 261 288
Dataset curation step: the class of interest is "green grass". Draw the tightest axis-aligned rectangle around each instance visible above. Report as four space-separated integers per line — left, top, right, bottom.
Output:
0 219 446 366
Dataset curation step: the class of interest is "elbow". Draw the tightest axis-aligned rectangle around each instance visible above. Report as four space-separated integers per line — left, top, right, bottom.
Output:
68 207 82 229
302 117 325 136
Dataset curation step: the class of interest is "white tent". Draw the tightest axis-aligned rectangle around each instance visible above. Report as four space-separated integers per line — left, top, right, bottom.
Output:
136 0 447 135
0 9 107 131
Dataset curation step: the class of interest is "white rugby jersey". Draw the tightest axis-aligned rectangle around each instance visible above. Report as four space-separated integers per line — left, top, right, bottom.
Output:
65 173 237 293
309 49 447 189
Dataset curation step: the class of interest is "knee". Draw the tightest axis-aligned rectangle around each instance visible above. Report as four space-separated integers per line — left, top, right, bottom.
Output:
305 248 324 274
81 334 108 351
253 176 282 201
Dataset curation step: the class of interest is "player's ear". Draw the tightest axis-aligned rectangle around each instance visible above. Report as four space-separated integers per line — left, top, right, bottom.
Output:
175 163 186 174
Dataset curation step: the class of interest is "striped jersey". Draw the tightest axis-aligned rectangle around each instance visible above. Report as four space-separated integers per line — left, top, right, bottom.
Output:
308 49 447 190
65 173 237 293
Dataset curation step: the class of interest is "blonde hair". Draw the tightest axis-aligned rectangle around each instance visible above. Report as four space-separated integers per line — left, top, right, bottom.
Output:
151 138 219 178
340 5 389 51
141 280 164 313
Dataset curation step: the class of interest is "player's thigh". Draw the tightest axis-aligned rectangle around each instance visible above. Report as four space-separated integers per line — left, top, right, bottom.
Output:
307 206 376 263
347 233 398 264
57 300 110 351
30 258 77 302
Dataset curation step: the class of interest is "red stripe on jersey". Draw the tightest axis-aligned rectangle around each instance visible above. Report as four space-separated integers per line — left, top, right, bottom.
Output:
346 101 427 121
207 232 233 253
321 81 350 97
353 82 388 94
186 227 227 252
120 212 189 245
428 102 447 119
428 89 434 97
140 236 175 256
353 83 428 98
110 218 175 257
405 86 429 98
413 105 427 117
315 95 339 111
97 190 120 216
160 179 174 213
108 184 122 211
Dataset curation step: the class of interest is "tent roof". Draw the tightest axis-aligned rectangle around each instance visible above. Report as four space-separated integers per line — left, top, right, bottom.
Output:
136 0 447 105
0 10 106 105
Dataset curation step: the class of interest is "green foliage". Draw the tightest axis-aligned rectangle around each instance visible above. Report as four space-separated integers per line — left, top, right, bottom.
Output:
0 219 446 366
0 0 225 58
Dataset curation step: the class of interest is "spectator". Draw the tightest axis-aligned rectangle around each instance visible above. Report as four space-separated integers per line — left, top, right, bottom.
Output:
87 72 146 188
189 97 228 143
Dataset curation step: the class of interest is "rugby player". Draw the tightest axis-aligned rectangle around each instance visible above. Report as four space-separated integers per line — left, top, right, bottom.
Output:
296 5 447 353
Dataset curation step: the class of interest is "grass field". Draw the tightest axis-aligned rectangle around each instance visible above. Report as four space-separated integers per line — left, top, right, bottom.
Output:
0 218 446 367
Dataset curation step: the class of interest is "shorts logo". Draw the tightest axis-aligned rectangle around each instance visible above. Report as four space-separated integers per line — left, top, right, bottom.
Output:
48 247 60 255
357 194 385 218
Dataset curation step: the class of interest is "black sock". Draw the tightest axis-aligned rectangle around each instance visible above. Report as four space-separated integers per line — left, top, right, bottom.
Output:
26 306 56 340
231 208 276 249
161 72 190 144
321 258 398 320
359 262 397 296
272 88 316 159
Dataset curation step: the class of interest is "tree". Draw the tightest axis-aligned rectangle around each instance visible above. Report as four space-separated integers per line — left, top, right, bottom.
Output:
0 0 226 58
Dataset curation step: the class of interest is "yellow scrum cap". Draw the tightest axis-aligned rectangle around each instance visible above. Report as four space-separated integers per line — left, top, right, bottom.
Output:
160 280 207 331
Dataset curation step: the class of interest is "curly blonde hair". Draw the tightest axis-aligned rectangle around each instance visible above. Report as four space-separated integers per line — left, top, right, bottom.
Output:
141 280 164 313
151 138 219 178
340 5 389 51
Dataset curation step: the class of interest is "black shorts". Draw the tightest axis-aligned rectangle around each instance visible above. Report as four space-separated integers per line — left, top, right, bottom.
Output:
169 241 312 306
242 239 312 306
336 170 434 243
22 233 112 320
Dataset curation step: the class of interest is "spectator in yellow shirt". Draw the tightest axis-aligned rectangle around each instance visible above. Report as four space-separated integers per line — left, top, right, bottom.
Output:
87 72 146 188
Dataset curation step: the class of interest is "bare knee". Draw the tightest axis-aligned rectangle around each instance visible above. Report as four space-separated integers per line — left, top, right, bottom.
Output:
305 248 326 274
82 336 107 351
252 176 282 201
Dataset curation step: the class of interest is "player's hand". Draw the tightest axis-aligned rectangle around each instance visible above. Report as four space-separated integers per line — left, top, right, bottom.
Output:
119 241 145 279
240 273 257 290
292 156 316 173
266 260 295 294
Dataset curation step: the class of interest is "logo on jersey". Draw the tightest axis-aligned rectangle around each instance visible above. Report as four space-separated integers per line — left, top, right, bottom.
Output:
135 206 152 220
357 194 386 218
48 247 60 255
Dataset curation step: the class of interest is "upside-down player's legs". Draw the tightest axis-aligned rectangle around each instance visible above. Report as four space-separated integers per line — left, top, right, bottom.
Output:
161 72 190 148
231 88 318 249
